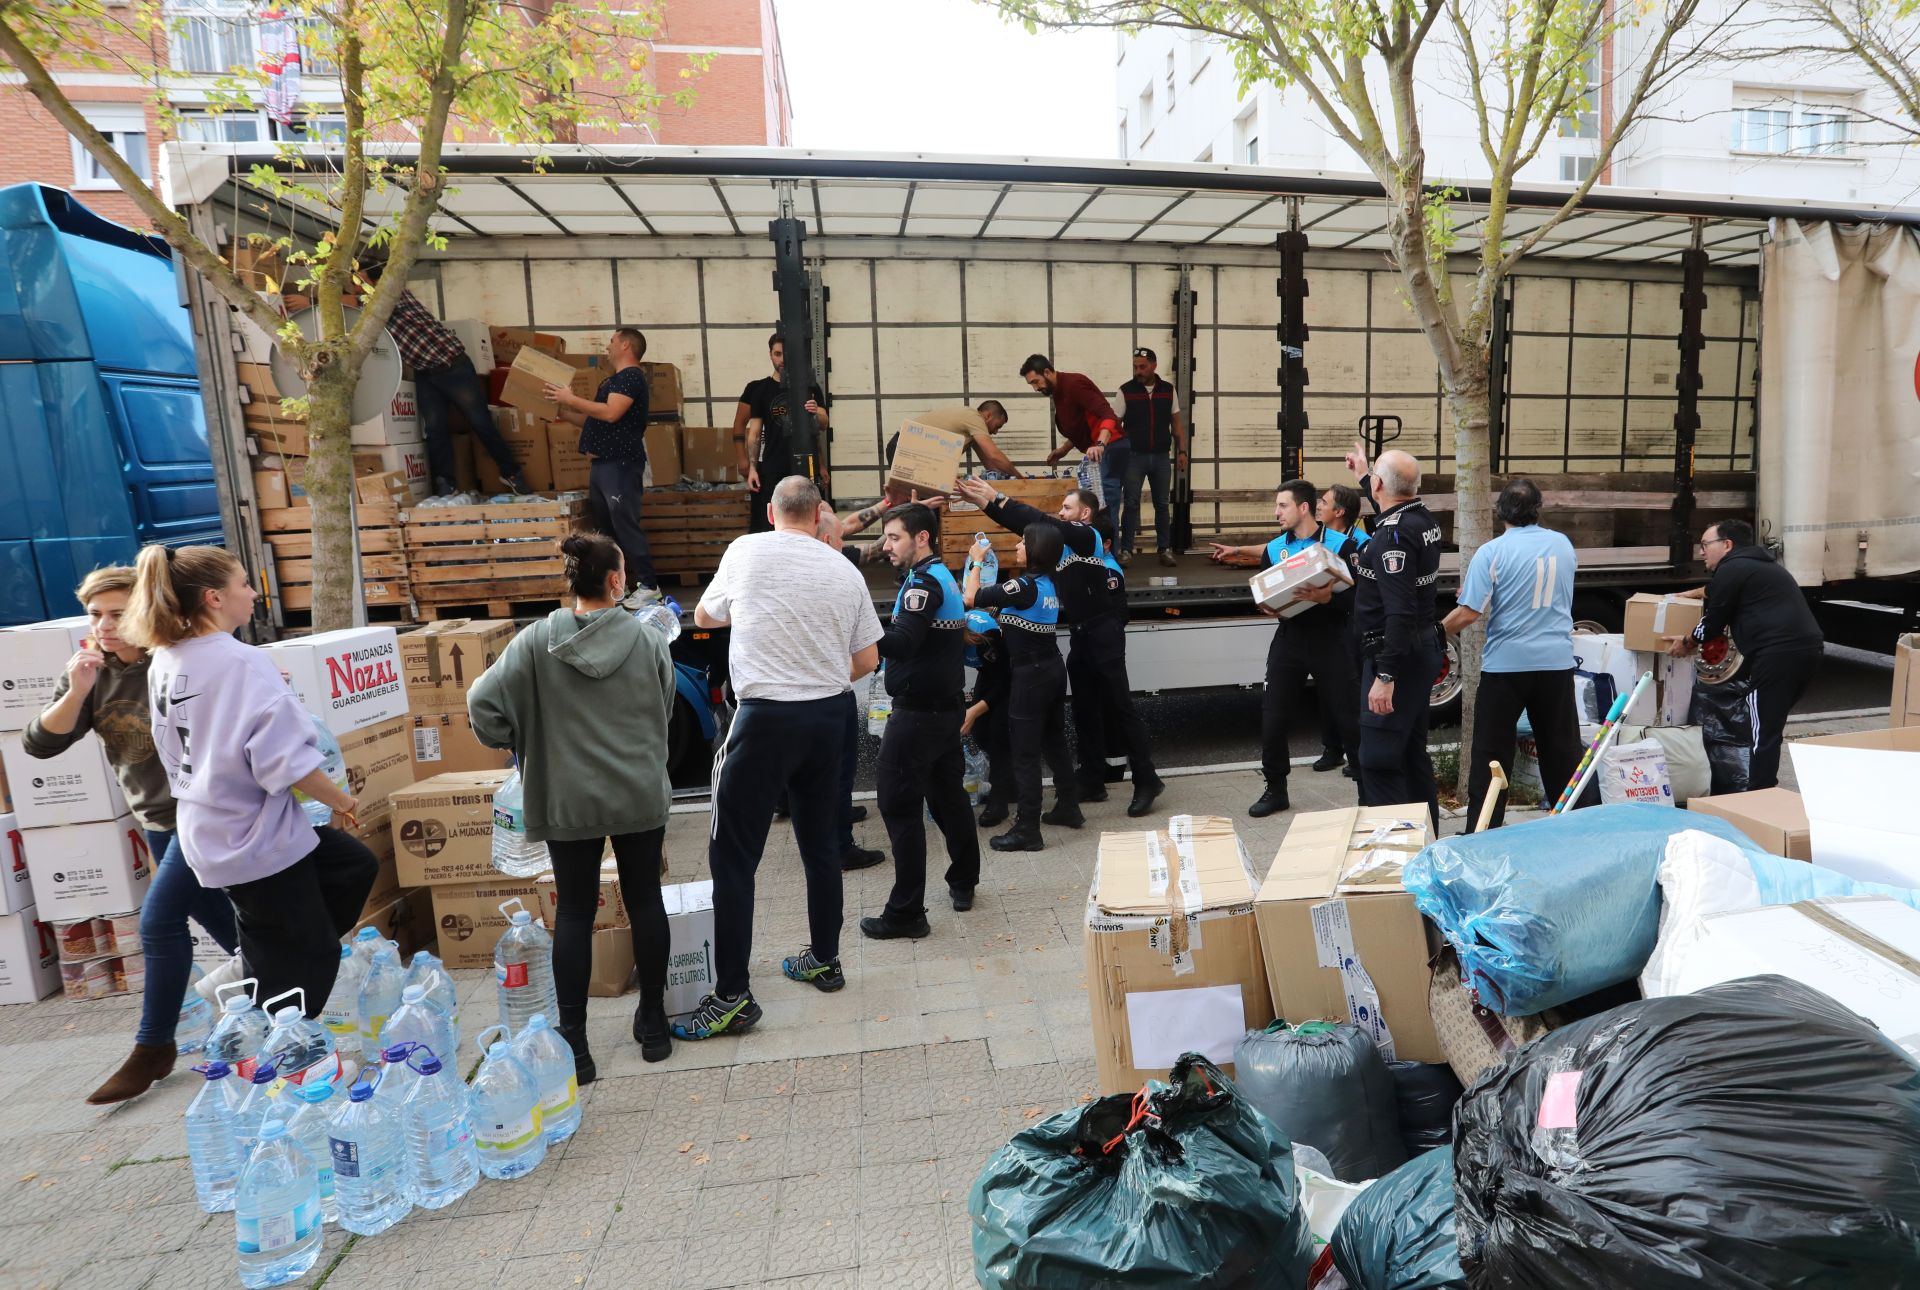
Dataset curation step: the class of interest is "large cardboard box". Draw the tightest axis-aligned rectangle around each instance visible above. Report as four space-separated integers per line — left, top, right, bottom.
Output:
1085 817 1272 1095
351 444 430 499
489 326 564 367
2 733 130 828
264 628 408 738
349 380 422 448
1787 726 1920 887
1687 787 1811 861
641 363 682 419
0 906 58 1005
22 818 150 921
887 420 967 495
428 876 541 968
1623 592 1704 653
359 821 399 919
400 619 517 715
391 770 511 888
1249 544 1355 616
548 430 591 492
664 880 716 1018
1252 804 1440 1063
408 713 509 778
1893 633 1920 730
679 426 740 484
254 469 294 510
477 409 553 494
0 618 93 731
0 755 11 813
353 886 437 959
559 353 607 401
0 814 28 915
500 347 577 415
445 319 495 370
339 716 414 842
644 422 682 487
534 861 629 932
588 926 637 998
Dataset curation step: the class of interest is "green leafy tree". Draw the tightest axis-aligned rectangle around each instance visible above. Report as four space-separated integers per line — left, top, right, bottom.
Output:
0 0 694 629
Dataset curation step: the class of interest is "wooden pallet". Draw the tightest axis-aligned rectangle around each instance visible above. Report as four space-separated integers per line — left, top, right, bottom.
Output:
637 490 747 578
941 478 1074 562
414 596 564 622
402 500 583 608
262 502 407 612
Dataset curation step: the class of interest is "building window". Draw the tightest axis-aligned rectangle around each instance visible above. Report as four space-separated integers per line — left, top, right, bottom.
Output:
71 105 150 188
1118 112 1129 156
1559 51 1600 138
174 110 264 143
1188 34 1211 81
1560 154 1596 182
1164 49 1176 111
1730 91 1856 156
1139 83 1154 130
168 1 257 75
1245 136 1260 165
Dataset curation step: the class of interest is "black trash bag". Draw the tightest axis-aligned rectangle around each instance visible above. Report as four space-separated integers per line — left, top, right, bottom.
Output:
1692 677 1754 795
1233 1022 1406 1183
970 1052 1314 1289
1454 975 1920 1290
1387 1061 1463 1157
1330 1146 1467 1290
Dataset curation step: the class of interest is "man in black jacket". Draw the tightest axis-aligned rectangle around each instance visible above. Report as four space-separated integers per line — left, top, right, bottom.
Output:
1667 518 1823 791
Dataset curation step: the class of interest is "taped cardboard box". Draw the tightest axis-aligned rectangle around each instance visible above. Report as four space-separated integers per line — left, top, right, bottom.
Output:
641 362 683 419
263 627 408 738
588 926 637 998
1893 633 1920 730
21 817 150 922
489 326 564 367
1252 804 1441 1063
1687 787 1811 861
679 426 740 484
534 861 629 931
400 619 517 715
429 877 542 968
1085 816 1272 1095
254 469 293 510
1623 593 1704 654
0 617 92 732
887 420 967 495
644 422 682 487
500 346 577 415
2 732 130 828
391 770 512 888
408 713 510 778
664 880 716 1018
1249 544 1354 616
338 716 414 843
548 431 591 492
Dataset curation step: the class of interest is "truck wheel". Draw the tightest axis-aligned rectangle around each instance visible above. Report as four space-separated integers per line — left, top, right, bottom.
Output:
1430 636 1464 727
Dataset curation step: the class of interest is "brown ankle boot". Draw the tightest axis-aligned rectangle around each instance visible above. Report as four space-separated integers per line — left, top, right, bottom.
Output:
86 1043 177 1105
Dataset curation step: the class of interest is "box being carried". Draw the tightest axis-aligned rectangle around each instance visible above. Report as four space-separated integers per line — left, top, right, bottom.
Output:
2 733 130 828
887 420 967 496
263 627 408 738
1623 593 1704 653
499 346 576 415
1085 816 1272 1095
1249 544 1354 617
0 617 93 731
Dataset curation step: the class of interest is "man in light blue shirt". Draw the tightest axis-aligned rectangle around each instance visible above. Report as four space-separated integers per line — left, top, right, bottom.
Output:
1442 479 1582 829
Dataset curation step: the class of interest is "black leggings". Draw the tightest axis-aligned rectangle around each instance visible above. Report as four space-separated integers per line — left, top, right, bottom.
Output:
546 829 669 1014
223 826 378 1019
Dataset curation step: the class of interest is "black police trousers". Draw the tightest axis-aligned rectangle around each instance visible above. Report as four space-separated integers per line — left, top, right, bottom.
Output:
1010 656 1077 826
1066 613 1156 789
1358 650 1441 833
877 706 982 918
1261 616 1361 790
974 704 1014 810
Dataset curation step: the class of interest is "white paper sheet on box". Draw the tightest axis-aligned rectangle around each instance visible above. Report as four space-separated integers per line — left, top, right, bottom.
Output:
1790 743 1920 887
1125 983 1245 1070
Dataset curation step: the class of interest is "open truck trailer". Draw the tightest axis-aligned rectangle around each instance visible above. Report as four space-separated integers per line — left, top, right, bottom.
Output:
160 144 1920 719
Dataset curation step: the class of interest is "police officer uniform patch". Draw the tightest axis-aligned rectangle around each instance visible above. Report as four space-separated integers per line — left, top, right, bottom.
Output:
1382 548 1406 574
1002 580 1022 594
903 588 929 613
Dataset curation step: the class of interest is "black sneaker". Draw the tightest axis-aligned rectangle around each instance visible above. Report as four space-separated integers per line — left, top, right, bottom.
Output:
1248 787 1290 818
976 800 1009 828
1041 802 1085 829
950 887 975 912
990 824 1045 852
860 914 930 941
842 845 886 872
671 990 762 1041
850 805 869 824
781 947 846 992
1126 776 1166 818
1312 750 1345 772
506 472 535 497
1343 764 1359 781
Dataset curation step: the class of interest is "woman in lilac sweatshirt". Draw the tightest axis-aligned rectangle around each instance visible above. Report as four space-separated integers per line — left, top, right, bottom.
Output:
123 546 379 1018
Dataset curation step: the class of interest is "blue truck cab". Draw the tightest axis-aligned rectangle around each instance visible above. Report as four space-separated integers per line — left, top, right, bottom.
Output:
0 184 218 624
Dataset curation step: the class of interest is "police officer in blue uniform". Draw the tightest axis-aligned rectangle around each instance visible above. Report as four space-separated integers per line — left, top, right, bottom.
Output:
961 610 1014 828
1210 479 1362 817
964 524 1080 852
860 504 983 937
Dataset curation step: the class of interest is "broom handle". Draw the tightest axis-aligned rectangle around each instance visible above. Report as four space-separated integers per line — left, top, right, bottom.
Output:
1473 761 1509 834
1552 671 1653 815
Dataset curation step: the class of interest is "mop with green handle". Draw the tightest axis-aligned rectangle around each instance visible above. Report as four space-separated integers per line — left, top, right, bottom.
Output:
1551 671 1653 815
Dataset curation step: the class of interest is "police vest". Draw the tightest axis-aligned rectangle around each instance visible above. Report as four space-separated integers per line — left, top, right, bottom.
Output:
1264 524 1354 567
891 558 967 629
1000 574 1061 633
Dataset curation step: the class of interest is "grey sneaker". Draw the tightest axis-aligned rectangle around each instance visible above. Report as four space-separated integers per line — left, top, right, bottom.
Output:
780 947 846 992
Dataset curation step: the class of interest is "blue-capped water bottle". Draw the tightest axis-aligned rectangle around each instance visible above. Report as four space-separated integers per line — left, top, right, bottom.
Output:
376 1043 422 1107
468 1025 546 1180
400 1043 478 1209
356 946 405 1060
630 591 683 643
290 714 347 828
177 964 214 1054
326 1068 412 1236
234 1061 282 1159
965 532 998 588
234 1120 323 1288
185 1060 245 1213
511 1014 580 1146
283 1079 339 1224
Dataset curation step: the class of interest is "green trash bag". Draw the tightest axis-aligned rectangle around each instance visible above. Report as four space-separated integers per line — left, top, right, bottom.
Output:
969 1052 1315 1289
1329 1145 1466 1290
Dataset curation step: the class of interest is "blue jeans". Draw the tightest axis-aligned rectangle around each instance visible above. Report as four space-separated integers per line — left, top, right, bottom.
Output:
1098 439 1130 525
1122 448 1173 553
415 353 521 487
138 830 239 1048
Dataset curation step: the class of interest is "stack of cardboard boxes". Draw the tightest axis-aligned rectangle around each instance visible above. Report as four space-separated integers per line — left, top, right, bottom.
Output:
397 620 516 778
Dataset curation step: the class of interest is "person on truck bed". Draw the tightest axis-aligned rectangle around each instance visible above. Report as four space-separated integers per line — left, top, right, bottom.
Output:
1666 518 1823 792
737 332 829 532
1114 347 1189 569
891 402 1021 479
546 327 657 597
1021 355 1125 512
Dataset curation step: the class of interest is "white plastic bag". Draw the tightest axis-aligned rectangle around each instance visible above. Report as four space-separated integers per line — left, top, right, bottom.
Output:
1614 723 1711 804
1598 739 1673 807
1295 1160 1374 1250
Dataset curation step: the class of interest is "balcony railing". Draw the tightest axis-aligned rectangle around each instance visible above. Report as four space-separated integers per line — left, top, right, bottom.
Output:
168 12 339 78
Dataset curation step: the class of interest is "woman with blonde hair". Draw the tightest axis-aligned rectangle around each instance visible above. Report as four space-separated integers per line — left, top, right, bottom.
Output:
123 545 377 1019
23 566 239 1103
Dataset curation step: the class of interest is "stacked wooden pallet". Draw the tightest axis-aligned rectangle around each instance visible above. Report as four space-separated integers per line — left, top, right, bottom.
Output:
639 489 750 584
400 499 584 619
939 478 1073 566
261 498 408 612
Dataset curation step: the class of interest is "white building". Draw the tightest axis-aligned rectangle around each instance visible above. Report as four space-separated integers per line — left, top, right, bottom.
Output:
1115 10 1920 205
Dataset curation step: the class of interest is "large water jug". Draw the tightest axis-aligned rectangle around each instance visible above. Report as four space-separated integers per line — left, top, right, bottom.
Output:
283 1080 339 1224
630 591 684 643
291 714 348 829
356 947 405 1059
234 1062 282 1159
490 770 550 877
260 989 342 1093
492 899 557 1037
348 926 389 974
402 1044 479 1209
176 964 214 1054
510 1014 580 1145
234 1120 323 1288
381 983 456 1060
375 1043 421 1107
403 950 461 1050
185 1061 245 1213
966 533 998 588
1074 453 1099 497
205 978 268 1079
467 1025 546 1180
320 945 364 1066
326 1070 412 1236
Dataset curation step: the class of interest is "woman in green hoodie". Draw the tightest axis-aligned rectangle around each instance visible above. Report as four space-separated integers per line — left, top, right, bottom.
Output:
468 532 677 1078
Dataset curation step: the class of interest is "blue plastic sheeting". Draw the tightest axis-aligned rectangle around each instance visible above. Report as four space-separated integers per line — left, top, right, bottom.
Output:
1748 851 1920 910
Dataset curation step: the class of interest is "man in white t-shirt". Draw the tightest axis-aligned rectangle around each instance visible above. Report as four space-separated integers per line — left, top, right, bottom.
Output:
678 475 884 1041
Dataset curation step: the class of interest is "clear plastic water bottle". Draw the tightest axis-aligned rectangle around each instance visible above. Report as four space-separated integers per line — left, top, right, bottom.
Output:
1074 453 1099 496
511 1014 580 1146
468 1026 546 1180
234 1062 282 1159
326 1070 412 1236
260 989 342 1093
356 947 405 1060
867 688 892 738
206 979 268 1080
381 983 456 1060
348 926 389 974
630 593 683 643
403 950 460 1051
402 1045 478 1209
321 945 364 1066
493 899 557 1038
291 714 348 829
284 1080 339 1224
966 532 998 587
185 1061 245 1213
177 964 214 1054
490 770 550 878
963 744 990 803
235 1120 323 1288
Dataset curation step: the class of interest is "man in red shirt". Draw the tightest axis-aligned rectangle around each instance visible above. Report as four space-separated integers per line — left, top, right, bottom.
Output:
1022 355 1122 473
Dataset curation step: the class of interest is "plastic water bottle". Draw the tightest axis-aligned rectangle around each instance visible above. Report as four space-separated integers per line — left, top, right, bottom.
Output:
260 989 342 1093
291 714 348 829
511 1014 580 1146
348 926 389 973
867 689 892 737
357 947 405 1060
235 1062 282 1159
381 983 456 1060
962 744 990 802
185 1061 245 1213
206 979 268 1080
468 1026 547 1180
403 951 460 1051
321 945 364 1066
284 1080 338 1224
402 1045 479 1209
490 770 550 877
631 592 684 643
493 899 557 1038
234 1120 323 1288
966 533 998 588
326 1070 412 1235
1074 453 1099 496
177 964 214 1054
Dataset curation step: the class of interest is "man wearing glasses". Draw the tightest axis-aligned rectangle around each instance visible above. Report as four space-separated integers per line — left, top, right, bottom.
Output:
1666 518 1823 790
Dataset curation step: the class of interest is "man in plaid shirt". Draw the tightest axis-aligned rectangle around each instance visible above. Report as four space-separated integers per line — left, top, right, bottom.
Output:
385 285 530 496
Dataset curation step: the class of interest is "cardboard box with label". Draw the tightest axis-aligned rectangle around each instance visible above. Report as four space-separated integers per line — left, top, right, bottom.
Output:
0 618 94 731
2 733 130 828
428 877 542 968
644 422 682 487
358 821 399 919
499 346 576 415
353 887 437 960
0 906 58 1005
478 409 553 493
400 619 517 715
678 426 739 484
1249 544 1355 617
339 716 414 841
22 818 150 921
408 714 509 778
588 926 637 998
534 861 629 932
391 770 512 887
349 381 421 449
548 430 590 492
489 327 564 367
351 444 430 499
445 319 495 370
1 814 29 916
887 420 968 495
1787 726 1920 888
1623 593 1705 654
1253 804 1440 1063
264 627 408 738
1893 633 1920 730
664 880 717 1018
641 363 683 419
1085 816 1272 1095
1687 787 1811 861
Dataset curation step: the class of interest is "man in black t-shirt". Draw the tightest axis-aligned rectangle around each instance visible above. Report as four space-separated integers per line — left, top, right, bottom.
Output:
547 327 656 592
735 332 827 532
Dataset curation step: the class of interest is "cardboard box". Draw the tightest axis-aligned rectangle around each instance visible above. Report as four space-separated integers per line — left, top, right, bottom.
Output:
1687 787 1811 861
236 361 290 402
489 327 565 367
254 469 293 510
500 347 577 415
641 363 682 419
339 716 414 841
400 619 517 715
353 886 437 960
2 733 130 828
22 818 150 921
678 426 739 484
664 880 716 1018
477 410 553 493
445 319 495 370
391 770 512 888
0 755 10 813
428 876 541 968
588 925 636 997
356 470 412 508
1893 633 1920 730
408 713 510 778
359 821 400 918
0 906 58 1005
1 815 30 916
534 860 629 932
0 617 94 731
644 422 682 488
351 444 430 499
887 420 967 495
1249 544 1355 617
1252 804 1441 1064
1787 726 1920 887
1623 593 1705 653
1085 817 1273 1095
349 380 422 448
263 628 408 738
548 432 591 491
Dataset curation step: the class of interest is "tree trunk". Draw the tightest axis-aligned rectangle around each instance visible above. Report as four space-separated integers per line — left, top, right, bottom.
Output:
1444 359 1495 803
305 365 359 633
